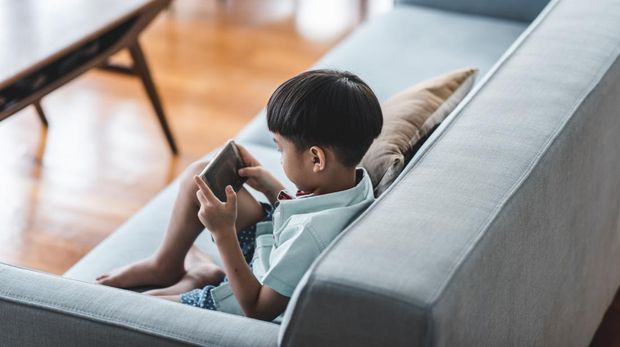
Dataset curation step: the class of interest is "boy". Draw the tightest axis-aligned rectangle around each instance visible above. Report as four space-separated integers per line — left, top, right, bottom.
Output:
97 69 383 321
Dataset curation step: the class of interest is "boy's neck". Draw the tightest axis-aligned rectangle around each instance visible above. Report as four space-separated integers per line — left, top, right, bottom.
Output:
310 167 357 196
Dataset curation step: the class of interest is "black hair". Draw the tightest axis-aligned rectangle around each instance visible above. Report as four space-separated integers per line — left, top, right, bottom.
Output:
266 69 383 167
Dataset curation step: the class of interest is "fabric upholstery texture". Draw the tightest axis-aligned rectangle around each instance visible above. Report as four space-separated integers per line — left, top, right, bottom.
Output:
280 0 620 345
361 67 478 196
235 5 528 149
0 263 279 347
395 0 550 22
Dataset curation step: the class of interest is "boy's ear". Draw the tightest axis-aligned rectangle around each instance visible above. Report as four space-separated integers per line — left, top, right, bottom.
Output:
309 146 326 173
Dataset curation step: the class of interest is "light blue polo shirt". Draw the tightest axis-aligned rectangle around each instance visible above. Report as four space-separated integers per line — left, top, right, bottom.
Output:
210 168 374 318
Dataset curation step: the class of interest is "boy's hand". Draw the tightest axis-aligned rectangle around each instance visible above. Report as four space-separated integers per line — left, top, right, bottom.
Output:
236 144 285 205
194 176 237 238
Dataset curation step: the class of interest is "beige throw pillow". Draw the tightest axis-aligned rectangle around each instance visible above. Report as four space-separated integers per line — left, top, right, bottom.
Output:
361 67 478 196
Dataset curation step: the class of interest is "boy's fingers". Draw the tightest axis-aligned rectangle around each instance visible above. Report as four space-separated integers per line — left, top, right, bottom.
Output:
238 166 260 177
235 143 249 162
224 185 237 208
235 143 247 154
236 143 258 166
196 190 208 205
193 176 219 202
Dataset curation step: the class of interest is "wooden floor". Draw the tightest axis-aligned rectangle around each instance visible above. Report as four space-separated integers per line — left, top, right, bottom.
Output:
0 0 383 273
0 0 618 344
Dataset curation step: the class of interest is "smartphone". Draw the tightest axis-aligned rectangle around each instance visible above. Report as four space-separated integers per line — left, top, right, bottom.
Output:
199 140 246 202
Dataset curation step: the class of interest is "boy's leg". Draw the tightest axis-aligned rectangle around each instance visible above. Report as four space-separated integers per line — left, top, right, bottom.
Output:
96 159 266 289
143 249 222 296
154 295 181 303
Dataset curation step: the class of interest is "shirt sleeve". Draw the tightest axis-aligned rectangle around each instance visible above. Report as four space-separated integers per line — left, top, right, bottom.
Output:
260 224 323 297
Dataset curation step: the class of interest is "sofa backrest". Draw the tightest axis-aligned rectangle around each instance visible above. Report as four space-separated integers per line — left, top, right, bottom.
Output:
279 0 620 345
396 0 550 22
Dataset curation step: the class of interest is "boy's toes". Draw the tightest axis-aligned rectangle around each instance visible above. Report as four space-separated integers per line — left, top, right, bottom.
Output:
97 274 124 287
96 274 114 285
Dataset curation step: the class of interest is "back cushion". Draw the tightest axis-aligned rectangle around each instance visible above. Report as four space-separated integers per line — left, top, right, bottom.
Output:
361 67 477 196
395 0 550 22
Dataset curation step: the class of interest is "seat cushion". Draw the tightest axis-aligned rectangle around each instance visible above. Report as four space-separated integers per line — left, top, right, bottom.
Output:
236 5 528 149
63 143 294 281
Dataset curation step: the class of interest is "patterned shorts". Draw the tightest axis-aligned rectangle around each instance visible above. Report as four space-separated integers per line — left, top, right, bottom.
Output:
180 202 273 310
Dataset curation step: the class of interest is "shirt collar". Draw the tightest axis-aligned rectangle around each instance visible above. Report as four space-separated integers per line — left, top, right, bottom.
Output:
276 189 312 201
274 168 373 219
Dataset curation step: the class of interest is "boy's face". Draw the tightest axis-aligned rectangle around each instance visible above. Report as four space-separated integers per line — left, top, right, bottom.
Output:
273 133 317 192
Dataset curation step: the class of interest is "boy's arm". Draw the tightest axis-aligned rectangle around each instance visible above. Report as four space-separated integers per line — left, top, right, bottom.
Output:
193 176 289 320
238 166 283 205
214 230 289 320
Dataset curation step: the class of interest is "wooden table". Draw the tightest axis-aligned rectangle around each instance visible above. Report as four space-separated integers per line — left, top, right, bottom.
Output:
0 0 178 154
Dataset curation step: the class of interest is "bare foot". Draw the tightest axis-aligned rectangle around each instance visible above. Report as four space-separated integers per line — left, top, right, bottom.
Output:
184 244 218 269
144 263 224 296
145 246 225 295
96 257 184 289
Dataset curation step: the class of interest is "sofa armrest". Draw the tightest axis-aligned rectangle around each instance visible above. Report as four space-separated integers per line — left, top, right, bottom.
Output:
0 263 278 346
281 0 620 345
395 0 550 22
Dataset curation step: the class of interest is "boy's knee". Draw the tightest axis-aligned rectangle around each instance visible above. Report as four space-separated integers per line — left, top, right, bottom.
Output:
180 160 210 187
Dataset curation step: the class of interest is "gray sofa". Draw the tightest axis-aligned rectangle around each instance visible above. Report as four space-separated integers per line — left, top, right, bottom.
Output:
2 0 620 345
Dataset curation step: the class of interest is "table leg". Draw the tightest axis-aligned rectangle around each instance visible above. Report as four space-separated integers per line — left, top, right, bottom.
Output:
33 100 48 128
129 41 179 155
99 58 136 75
